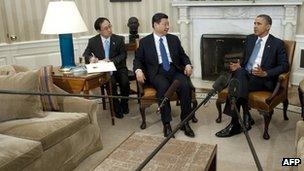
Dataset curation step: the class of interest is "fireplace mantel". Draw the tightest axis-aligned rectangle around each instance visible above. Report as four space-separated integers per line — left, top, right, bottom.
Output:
172 0 302 7
171 0 303 84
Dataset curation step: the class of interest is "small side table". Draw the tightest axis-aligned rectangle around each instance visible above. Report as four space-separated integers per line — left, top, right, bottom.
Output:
52 68 116 125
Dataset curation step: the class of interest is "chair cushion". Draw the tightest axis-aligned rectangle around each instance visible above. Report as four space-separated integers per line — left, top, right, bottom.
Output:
0 112 90 150
0 134 43 171
0 71 44 122
38 65 60 111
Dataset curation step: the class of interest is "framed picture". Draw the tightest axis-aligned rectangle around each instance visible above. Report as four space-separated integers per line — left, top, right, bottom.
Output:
110 0 141 2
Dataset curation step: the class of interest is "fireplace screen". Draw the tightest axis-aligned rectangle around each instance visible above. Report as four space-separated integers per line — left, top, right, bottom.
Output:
200 34 246 80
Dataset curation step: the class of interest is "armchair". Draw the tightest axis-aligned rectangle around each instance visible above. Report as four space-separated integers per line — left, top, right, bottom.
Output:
215 40 296 140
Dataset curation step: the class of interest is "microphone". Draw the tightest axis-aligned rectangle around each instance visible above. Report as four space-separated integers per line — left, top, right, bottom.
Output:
157 80 180 112
227 78 263 171
206 74 229 98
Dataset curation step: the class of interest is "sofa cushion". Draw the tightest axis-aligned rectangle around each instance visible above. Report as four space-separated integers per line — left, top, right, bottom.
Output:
0 71 44 122
38 65 60 111
0 112 90 150
0 134 43 171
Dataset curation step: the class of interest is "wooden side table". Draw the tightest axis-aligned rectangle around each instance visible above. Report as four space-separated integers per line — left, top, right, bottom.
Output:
52 68 116 125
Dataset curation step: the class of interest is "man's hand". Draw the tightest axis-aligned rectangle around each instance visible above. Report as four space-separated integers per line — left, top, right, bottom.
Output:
184 64 193 77
89 56 99 63
229 60 241 72
252 65 267 77
103 58 111 62
135 69 146 84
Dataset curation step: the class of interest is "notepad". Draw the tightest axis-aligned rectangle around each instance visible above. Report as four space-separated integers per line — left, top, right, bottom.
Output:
86 61 117 73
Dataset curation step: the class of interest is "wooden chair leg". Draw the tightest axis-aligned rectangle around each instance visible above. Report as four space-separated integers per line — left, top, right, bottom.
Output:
191 99 198 123
216 100 222 123
263 111 273 140
140 107 146 129
283 99 289 120
100 86 106 110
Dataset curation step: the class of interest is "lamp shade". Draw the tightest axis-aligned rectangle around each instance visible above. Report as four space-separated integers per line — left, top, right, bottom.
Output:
41 1 87 34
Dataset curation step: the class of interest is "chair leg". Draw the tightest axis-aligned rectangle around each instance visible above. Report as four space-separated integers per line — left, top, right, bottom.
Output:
216 100 222 123
283 99 289 120
263 111 273 140
100 86 106 110
140 107 146 129
191 99 198 123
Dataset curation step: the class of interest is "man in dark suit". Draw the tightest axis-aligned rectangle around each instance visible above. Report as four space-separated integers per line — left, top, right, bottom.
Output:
83 17 130 119
133 13 195 138
215 14 289 137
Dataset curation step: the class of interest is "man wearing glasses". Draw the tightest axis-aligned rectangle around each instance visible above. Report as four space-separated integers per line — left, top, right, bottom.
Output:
83 17 130 119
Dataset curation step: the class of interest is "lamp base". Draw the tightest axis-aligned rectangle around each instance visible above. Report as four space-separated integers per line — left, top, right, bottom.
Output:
59 33 76 70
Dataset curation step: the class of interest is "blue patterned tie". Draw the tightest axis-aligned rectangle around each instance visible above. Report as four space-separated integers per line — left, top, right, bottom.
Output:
246 38 262 72
104 39 110 59
159 38 170 71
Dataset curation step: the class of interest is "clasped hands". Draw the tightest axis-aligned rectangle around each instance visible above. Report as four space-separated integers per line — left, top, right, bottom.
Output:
229 60 267 77
89 56 110 63
135 64 193 84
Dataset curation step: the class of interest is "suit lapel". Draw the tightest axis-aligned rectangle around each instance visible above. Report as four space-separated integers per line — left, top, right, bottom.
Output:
149 34 159 64
261 35 272 66
97 36 105 58
109 36 115 58
166 35 174 62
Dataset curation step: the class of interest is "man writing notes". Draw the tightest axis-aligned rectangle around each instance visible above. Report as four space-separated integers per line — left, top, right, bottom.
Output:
83 17 130 119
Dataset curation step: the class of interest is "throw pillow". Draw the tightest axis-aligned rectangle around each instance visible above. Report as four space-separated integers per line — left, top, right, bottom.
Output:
38 65 60 111
0 71 44 122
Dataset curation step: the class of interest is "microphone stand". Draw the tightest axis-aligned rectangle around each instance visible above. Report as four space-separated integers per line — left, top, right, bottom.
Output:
230 98 263 171
135 90 216 171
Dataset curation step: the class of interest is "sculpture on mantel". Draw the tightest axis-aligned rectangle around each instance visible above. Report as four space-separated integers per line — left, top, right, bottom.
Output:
127 17 139 43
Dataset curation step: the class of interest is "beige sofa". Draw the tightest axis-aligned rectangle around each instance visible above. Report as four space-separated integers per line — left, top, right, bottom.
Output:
295 120 304 171
0 66 102 170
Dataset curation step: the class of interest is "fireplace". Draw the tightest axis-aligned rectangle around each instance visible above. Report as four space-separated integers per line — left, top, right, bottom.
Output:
201 34 246 80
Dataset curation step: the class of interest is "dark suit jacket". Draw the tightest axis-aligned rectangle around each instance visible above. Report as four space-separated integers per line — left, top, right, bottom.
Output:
83 34 127 70
242 34 289 83
133 33 191 81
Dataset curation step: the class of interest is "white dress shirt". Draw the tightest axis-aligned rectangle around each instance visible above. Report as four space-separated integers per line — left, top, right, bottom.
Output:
153 33 173 64
252 34 269 68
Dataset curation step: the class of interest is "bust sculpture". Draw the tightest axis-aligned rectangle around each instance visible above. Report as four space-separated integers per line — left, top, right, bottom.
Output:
127 17 139 43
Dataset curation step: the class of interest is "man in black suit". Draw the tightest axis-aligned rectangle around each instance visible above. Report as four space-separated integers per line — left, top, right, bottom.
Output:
133 13 195 138
215 14 289 137
83 17 130 119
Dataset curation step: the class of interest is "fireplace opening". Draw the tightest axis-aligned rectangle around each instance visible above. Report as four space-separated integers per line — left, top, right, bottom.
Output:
200 34 246 80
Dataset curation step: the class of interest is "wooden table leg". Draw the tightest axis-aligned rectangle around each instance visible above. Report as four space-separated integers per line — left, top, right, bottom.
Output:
84 90 89 99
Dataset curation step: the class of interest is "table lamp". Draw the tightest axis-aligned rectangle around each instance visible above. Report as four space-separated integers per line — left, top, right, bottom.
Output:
41 0 88 72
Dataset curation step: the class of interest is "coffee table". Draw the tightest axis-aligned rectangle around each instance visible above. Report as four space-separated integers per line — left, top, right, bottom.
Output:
96 133 217 170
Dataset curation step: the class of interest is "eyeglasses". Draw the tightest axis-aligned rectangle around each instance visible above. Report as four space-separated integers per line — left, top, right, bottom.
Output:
101 24 112 31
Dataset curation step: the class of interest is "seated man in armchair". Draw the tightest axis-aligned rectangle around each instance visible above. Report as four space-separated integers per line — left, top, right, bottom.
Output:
215 14 289 138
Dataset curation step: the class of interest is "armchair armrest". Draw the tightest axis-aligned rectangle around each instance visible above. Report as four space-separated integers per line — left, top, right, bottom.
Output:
295 121 304 147
265 72 289 104
62 97 99 126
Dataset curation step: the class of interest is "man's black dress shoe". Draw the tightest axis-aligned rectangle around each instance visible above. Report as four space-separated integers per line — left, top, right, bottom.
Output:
122 103 129 114
215 123 242 137
192 115 198 123
163 123 175 138
114 107 124 119
181 122 195 137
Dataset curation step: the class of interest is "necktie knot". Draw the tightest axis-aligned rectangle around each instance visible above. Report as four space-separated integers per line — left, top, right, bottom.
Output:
159 38 163 42
256 38 262 44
